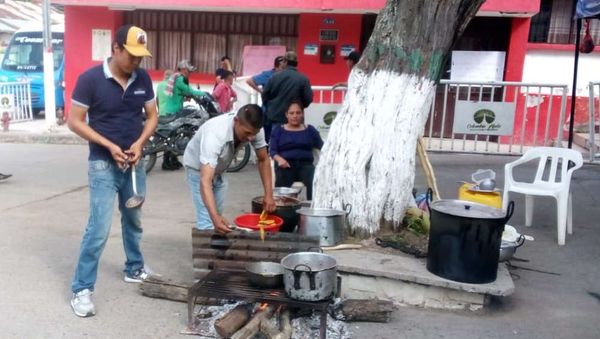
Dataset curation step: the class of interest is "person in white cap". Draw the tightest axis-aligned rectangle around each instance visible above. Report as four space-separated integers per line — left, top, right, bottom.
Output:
157 59 206 170
67 24 158 318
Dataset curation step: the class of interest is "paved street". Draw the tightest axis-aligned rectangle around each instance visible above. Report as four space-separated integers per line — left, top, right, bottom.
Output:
0 143 598 338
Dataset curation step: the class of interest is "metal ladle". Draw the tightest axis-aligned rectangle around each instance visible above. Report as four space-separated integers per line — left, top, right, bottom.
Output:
125 163 145 209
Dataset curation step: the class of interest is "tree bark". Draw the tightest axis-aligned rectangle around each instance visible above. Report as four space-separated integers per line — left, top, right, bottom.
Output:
313 0 484 237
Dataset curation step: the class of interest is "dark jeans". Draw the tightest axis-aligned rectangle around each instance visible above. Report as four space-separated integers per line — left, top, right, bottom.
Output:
263 119 273 143
275 159 315 200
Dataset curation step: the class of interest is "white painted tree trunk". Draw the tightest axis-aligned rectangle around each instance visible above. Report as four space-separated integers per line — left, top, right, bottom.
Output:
313 69 435 235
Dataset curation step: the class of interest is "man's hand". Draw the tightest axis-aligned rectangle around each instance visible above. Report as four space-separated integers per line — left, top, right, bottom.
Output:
213 215 233 234
108 144 130 169
125 141 144 165
262 195 276 213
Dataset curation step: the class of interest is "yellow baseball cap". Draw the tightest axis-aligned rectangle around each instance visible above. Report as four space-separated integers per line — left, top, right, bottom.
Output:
116 25 152 57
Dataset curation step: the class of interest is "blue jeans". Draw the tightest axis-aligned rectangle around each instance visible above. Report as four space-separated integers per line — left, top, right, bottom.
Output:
71 159 146 293
185 167 227 229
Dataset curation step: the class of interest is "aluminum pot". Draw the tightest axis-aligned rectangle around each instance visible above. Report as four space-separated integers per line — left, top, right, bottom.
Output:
296 204 352 246
499 235 525 262
280 251 337 301
246 261 284 289
273 186 302 198
252 196 301 232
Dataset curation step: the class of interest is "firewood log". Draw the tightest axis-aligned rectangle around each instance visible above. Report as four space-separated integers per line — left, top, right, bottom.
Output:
333 299 395 323
231 305 275 339
214 304 253 338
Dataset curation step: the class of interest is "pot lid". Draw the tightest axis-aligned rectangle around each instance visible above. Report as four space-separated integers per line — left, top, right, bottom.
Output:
296 207 345 217
252 196 301 207
430 199 505 219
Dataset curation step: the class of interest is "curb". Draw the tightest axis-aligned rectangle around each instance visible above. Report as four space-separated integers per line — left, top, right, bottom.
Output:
0 132 86 145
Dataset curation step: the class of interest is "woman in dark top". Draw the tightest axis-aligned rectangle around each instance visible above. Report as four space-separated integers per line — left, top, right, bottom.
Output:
269 100 324 200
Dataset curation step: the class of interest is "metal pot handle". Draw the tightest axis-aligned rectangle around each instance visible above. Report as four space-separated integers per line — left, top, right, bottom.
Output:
515 234 526 248
307 247 323 253
343 203 352 216
292 264 315 290
504 201 515 223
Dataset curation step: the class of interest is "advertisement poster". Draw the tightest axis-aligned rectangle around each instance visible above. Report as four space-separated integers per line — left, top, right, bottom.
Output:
452 100 516 136
304 43 318 56
1 94 15 120
304 103 341 140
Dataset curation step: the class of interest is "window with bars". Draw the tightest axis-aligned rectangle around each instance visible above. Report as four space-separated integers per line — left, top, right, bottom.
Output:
529 0 600 44
125 10 298 74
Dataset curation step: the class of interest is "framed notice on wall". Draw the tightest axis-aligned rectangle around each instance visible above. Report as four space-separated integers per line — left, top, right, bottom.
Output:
92 29 112 61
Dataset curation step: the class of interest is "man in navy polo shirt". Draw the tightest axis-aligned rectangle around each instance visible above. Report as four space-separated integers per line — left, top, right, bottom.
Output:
67 24 158 318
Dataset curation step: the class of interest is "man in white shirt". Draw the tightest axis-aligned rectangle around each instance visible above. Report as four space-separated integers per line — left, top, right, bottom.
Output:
183 104 275 232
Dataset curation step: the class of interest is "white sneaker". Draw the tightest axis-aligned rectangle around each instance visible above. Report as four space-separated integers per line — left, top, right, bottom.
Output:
71 289 95 317
124 268 149 283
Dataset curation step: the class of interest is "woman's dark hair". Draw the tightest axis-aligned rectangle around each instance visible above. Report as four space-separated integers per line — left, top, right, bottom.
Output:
237 104 263 130
287 99 304 112
221 56 230 62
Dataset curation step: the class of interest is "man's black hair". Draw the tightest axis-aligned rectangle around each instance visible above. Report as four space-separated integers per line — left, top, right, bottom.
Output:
221 56 230 61
274 56 284 68
237 104 263 130
222 70 234 79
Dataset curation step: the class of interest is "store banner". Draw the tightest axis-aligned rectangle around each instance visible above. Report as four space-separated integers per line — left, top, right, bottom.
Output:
452 100 515 136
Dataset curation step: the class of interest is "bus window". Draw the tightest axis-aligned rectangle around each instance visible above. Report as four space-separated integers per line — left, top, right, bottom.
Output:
1 31 64 72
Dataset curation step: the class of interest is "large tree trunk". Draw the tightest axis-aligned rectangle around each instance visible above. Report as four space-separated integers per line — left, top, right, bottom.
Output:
313 0 484 237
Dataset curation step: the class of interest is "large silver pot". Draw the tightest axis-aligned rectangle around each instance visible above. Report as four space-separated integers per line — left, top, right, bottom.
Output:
296 204 352 246
280 252 337 301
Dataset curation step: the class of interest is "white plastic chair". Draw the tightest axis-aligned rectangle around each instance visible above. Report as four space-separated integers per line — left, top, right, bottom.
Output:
502 147 583 246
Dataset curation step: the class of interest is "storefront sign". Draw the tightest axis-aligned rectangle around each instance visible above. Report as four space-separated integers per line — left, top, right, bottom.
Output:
452 100 515 136
304 43 318 56
304 103 341 140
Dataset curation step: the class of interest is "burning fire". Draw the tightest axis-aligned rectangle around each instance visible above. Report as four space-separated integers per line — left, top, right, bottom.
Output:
258 302 269 311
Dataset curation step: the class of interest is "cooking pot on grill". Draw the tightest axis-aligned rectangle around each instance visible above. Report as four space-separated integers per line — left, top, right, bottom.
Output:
252 196 302 232
281 251 337 301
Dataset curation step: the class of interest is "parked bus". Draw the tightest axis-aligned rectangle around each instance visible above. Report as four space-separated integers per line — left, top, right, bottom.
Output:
0 26 65 116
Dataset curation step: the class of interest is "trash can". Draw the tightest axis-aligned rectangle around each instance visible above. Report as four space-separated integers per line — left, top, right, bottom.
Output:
426 199 514 284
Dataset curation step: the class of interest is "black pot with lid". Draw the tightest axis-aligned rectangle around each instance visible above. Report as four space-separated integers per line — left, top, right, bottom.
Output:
426 199 514 284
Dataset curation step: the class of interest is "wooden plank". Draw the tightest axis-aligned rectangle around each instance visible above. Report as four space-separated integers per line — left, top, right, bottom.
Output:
191 229 319 243
192 249 298 262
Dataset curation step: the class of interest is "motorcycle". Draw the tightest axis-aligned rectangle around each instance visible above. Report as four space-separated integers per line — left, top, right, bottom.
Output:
142 95 251 173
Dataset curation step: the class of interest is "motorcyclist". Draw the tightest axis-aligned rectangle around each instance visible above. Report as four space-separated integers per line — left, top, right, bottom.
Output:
157 59 206 170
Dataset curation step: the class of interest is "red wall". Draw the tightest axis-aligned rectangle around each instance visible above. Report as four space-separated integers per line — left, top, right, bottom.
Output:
296 13 362 86
64 6 123 115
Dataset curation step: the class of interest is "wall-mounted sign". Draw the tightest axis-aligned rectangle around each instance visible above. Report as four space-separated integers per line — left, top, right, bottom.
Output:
92 29 112 61
452 100 515 136
319 29 339 42
322 17 335 25
304 43 318 56
340 45 355 57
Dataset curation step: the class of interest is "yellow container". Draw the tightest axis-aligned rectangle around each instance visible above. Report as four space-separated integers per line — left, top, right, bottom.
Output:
457 183 502 209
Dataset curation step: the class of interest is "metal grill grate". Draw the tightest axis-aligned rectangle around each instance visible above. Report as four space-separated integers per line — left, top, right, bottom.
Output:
188 269 333 338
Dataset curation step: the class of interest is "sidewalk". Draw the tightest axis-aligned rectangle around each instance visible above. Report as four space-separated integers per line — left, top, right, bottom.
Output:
0 119 84 144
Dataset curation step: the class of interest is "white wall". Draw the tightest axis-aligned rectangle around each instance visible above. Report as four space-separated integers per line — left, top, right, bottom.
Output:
522 50 600 97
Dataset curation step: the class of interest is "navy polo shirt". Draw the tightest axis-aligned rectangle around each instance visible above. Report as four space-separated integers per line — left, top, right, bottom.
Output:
71 58 155 160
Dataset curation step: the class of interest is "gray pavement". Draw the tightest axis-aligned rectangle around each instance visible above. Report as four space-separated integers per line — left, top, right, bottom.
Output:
0 142 599 338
